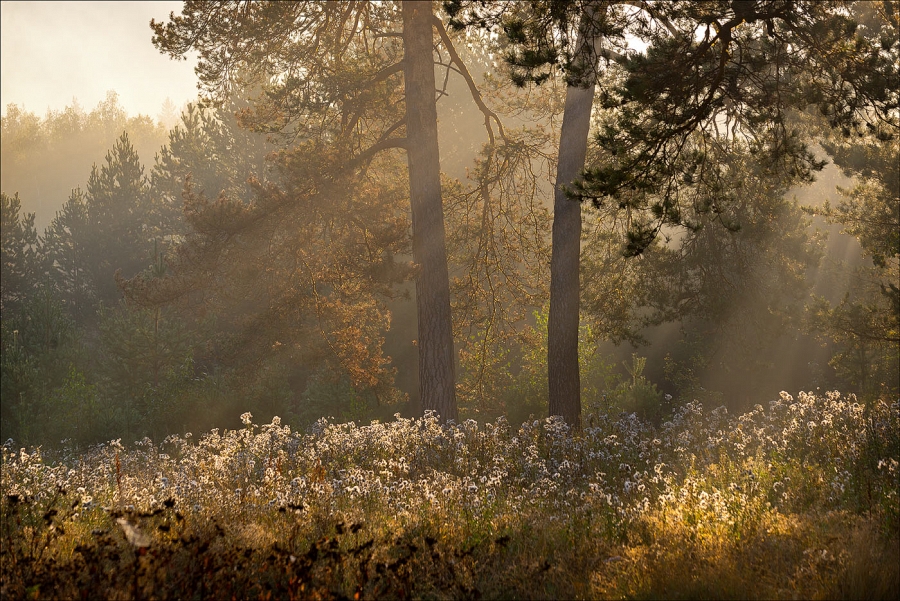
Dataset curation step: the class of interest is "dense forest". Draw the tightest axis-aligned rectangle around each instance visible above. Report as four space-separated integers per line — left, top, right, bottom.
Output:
1 1 898 598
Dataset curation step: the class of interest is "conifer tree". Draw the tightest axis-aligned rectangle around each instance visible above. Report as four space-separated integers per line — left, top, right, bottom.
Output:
1 92 169 230
39 188 94 322
0 192 38 316
82 132 158 308
152 100 272 217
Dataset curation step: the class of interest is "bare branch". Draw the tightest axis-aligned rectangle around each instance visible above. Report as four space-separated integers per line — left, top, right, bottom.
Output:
433 16 507 145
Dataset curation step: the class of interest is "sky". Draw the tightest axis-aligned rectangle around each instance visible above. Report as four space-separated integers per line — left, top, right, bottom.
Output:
1 1 199 119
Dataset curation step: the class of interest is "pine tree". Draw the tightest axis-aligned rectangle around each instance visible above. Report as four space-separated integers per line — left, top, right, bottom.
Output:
152 100 271 218
40 188 94 322
83 132 157 308
1 192 38 316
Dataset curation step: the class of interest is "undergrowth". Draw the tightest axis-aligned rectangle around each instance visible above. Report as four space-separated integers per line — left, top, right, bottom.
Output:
2 391 898 599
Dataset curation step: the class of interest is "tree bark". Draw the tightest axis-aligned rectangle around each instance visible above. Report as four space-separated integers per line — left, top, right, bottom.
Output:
547 6 601 429
402 1 458 423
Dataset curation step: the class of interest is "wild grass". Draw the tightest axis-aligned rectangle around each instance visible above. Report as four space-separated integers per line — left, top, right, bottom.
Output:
2 391 898 599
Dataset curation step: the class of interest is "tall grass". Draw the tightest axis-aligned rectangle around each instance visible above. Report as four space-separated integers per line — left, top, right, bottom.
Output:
2 391 898 599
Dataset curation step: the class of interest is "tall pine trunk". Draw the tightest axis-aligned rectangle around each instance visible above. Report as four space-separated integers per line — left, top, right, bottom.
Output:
402 1 458 422
547 6 601 429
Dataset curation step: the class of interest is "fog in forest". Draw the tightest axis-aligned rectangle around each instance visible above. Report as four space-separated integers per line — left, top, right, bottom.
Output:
3 43 891 440
1 3 897 598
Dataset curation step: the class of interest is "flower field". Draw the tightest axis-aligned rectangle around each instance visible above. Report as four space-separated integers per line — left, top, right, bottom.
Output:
2 391 898 599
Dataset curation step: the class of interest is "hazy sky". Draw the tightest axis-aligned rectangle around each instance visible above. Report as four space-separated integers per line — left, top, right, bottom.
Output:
1 1 199 119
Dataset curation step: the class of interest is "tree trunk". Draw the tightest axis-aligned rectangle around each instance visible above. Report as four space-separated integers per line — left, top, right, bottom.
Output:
402 1 458 423
547 7 601 429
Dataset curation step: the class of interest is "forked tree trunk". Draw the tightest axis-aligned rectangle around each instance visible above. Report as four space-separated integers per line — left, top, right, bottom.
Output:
548 5 602 429
402 1 458 422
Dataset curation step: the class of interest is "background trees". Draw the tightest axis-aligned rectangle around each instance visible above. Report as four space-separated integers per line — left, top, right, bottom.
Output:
143 2 418 417
0 193 38 315
1 92 169 230
806 122 899 397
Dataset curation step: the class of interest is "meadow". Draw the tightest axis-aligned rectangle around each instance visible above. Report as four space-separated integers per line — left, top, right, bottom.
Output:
2 390 898 600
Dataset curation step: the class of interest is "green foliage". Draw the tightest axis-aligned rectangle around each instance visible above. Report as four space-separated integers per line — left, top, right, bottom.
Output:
586 134 828 407
663 347 725 409
803 116 899 399
151 100 272 236
8 287 78 370
612 355 668 424
94 304 198 438
36 366 113 447
0 288 82 444
82 132 159 307
0 192 38 314
459 307 661 426
0 328 37 443
809 293 900 400
32 132 164 317
39 188 95 323
297 371 399 428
